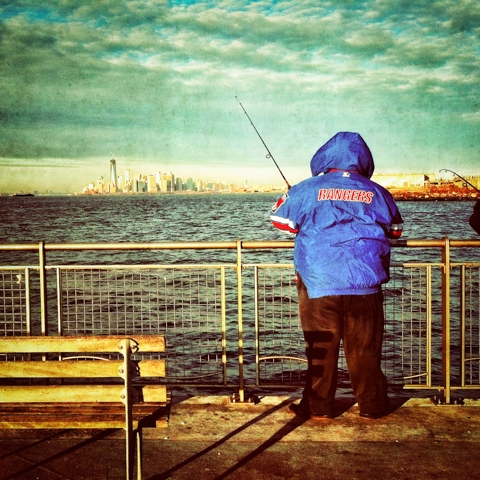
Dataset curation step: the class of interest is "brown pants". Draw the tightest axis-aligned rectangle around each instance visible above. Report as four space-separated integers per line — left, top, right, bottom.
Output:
297 276 389 416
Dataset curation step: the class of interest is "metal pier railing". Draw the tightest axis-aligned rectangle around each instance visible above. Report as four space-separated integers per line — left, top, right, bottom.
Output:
1 238 480 404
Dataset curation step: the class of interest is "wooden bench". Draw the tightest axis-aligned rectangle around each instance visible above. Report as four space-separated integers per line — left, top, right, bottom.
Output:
0 335 169 480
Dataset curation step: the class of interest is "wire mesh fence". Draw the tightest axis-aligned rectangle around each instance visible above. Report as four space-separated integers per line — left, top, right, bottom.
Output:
461 265 480 386
253 264 437 388
254 266 305 386
0 242 479 398
0 268 30 361
58 266 227 385
0 268 29 336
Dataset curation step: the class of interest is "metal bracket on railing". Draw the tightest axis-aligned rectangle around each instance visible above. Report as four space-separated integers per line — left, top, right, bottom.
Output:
230 393 259 405
431 395 464 406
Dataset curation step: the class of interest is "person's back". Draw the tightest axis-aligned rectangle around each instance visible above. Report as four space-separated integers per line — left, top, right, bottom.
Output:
270 131 403 420
270 131 402 298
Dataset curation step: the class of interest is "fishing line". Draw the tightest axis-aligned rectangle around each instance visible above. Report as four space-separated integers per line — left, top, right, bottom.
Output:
235 96 291 189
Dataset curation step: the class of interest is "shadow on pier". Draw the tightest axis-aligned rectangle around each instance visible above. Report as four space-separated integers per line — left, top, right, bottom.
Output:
1 393 480 479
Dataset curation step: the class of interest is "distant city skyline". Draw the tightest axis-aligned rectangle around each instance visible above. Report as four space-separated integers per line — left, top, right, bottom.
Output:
0 158 299 194
1 2 479 194
80 158 287 195
1 155 475 195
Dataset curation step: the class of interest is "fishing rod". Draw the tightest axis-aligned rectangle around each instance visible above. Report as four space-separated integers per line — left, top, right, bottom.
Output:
236 96 291 189
439 169 480 193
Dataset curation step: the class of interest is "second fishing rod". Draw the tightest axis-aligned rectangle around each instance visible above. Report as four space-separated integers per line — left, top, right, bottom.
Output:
439 169 480 193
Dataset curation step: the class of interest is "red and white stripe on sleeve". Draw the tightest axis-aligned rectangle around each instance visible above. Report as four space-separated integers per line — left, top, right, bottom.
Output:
270 192 299 234
270 215 299 233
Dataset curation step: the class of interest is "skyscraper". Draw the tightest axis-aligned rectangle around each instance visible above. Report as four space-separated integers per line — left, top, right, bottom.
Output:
186 177 196 191
97 176 105 194
160 172 175 192
175 177 183 191
147 175 157 193
133 173 141 193
110 158 118 193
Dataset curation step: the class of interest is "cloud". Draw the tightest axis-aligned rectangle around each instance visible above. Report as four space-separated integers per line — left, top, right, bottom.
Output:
0 0 479 192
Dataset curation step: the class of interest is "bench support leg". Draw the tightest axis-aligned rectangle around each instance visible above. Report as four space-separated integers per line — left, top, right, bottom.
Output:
126 428 134 480
137 429 143 480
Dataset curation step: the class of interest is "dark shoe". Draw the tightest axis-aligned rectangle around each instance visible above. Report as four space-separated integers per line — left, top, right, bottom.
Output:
289 403 334 419
288 402 310 418
359 411 387 420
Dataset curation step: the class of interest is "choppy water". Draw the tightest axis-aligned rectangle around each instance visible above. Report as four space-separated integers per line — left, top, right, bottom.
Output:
0 194 479 264
1 194 280 244
1 194 479 389
0 193 478 240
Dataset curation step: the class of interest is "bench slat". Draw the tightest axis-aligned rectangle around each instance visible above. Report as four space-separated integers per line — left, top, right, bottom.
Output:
0 416 135 429
0 384 166 403
0 416 168 429
0 336 165 354
142 385 167 403
0 359 165 378
0 402 169 429
0 402 167 414
0 417 168 429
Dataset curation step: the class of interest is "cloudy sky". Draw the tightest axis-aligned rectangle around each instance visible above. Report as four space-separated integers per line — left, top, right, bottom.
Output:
1 0 479 192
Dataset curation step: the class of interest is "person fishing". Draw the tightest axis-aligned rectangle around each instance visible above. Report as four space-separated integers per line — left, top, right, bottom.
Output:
470 200 480 234
269 132 403 420
439 169 480 235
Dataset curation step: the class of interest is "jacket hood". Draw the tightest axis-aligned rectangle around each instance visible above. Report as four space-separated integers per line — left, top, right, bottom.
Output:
310 132 374 179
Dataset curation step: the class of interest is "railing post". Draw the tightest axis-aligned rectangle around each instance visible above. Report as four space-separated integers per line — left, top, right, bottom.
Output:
236 239 244 402
460 265 466 388
426 265 432 387
25 268 32 370
39 241 47 337
118 338 134 480
56 268 63 337
254 266 260 386
441 237 451 403
25 268 31 337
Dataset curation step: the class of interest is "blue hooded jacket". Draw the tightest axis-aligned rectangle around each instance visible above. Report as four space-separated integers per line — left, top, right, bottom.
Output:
270 132 403 298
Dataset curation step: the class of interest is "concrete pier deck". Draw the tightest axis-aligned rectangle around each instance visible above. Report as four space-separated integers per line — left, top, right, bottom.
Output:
1 394 480 480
